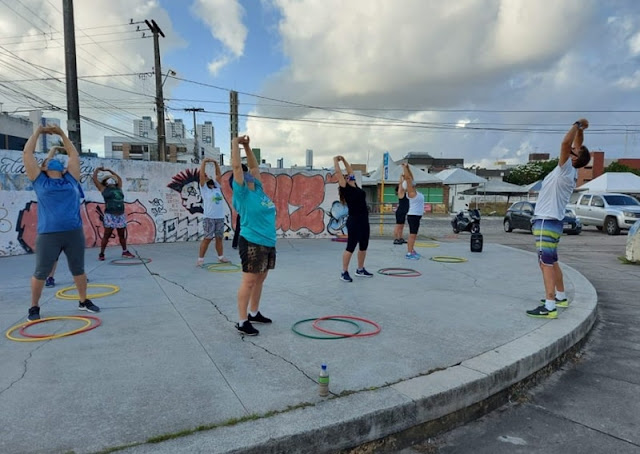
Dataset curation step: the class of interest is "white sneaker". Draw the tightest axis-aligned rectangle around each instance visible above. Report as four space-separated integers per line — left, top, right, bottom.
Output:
218 256 230 263
197 258 204 267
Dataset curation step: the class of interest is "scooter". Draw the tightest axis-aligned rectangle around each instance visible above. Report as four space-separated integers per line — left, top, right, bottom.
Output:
451 205 481 234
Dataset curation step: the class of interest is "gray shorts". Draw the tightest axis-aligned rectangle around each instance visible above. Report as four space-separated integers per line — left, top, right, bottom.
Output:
203 217 225 239
34 228 85 279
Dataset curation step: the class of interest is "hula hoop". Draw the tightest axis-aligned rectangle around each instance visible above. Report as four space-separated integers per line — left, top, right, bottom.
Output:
430 256 468 263
6 316 101 342
414 241 439 248
205 263 241 273
377 267 422 277
109 257 152 265
313 315 381 338
19 315 102 339
56 283 120 300
291 318 362 339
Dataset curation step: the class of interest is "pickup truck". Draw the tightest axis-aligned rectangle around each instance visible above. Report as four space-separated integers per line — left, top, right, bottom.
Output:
567 192 640 235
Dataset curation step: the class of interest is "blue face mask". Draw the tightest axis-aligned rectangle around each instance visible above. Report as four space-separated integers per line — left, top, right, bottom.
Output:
347 174 356 182
244 172 255 184
47 159 64 172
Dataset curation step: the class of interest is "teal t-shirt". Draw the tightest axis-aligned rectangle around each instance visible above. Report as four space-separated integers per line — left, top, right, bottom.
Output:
32 171 83 234
232 178 276 247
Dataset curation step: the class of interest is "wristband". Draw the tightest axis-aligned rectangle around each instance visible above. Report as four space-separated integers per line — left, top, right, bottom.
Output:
573 121 583 129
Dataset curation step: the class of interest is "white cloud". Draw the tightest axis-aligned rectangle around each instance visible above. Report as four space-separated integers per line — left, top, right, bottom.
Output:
191 0 247 75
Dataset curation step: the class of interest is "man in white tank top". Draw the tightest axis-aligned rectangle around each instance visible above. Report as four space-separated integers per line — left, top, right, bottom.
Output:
526 119 591 319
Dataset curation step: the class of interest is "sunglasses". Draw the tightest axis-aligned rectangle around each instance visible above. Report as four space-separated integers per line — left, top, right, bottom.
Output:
570 148 578 157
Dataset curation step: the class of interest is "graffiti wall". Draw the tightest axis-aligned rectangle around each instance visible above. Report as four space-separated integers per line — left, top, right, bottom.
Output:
0 150 348 257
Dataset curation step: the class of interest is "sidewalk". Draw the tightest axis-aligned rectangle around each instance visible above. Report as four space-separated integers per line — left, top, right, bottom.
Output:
0 237 596 454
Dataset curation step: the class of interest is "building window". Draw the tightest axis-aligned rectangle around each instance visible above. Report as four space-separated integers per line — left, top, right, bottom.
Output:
112 143 123 151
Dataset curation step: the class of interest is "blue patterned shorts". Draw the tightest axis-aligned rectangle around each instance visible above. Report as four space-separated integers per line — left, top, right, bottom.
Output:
532 219 562 265
103 213 127 229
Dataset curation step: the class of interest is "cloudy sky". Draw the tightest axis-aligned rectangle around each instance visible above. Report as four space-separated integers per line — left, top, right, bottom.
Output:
1 0 639 170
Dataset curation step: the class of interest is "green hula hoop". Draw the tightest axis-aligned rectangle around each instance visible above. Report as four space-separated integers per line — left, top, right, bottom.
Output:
205 263 241 273
292 317 361 339
430 256 468 263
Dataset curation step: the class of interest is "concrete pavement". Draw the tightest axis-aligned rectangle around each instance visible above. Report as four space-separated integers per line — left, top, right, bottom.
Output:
0 228 597 454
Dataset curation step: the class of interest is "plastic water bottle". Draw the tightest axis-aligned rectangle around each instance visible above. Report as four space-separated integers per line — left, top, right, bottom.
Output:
318 363 329 397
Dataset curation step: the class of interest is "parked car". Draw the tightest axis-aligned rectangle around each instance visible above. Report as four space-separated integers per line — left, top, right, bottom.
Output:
566 192 640 235
503 201 582 234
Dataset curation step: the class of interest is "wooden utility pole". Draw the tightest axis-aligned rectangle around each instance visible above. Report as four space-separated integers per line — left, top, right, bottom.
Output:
230 90 238 152
185 107 204 163
62 0 82 152
146 19 165 161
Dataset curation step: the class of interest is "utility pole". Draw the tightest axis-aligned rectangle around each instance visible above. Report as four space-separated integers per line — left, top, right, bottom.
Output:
62 0 82 152
146 19 165 161
230 90 238 153
185 107 204 163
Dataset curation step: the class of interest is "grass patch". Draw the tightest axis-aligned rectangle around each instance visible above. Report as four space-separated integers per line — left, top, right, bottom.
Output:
618 256 640 265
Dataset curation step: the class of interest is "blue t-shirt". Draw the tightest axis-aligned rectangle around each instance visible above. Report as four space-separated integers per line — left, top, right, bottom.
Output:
32 172 83 234
232 178 276 247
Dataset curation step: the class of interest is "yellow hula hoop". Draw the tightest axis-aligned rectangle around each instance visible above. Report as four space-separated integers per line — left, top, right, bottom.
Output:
205 263 241 273
56 283 120 300
414 241 440 248
6 316 92 342
430 256 468 263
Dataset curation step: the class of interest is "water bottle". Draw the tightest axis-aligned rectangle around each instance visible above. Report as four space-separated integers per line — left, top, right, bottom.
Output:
318 363 329 397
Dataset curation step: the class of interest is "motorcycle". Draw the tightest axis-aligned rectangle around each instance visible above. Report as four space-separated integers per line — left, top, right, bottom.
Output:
451 205 481 234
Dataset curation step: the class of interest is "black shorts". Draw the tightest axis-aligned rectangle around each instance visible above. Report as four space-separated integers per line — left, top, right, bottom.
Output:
395 209 408 224
238 236 276 273
407 215 422 234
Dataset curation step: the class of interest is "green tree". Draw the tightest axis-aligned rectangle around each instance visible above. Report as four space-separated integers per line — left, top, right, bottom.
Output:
604 161 640 176
505 159 560 186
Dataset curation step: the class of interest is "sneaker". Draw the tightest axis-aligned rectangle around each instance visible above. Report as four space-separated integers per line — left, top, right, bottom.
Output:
27 306 40 322
248 311 272 324
236 321 259 336
218 256 231 263
197 258 205 267
393 239 402 245
540 298 569 308
411 250 421 257
355 268 373 278
406 252 420 260
340 271 353 282
122 250 135 258
98 253 105 261
400 238 407 244
526 305 557 319
79 299 100 313
45 277 55 288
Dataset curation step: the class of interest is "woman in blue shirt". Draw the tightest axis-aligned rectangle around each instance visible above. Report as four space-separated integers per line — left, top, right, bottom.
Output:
231 135 276 336
23 125 100 321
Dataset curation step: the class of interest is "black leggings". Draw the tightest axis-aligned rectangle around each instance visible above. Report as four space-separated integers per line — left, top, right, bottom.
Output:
345 217 370 253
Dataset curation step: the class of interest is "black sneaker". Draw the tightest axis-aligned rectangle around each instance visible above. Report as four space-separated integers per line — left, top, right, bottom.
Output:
539 297 569 308
45 277 55 287
340 271 353 282
27 306 40 322
526 305 557 319
355 268 373 278
236 321 259 336
248 311 272 324
79 299 100 313
393 239 402 245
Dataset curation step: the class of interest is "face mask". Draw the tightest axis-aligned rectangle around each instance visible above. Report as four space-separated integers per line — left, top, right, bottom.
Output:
244 172 255 184
347 174 356 182
47 160 64 172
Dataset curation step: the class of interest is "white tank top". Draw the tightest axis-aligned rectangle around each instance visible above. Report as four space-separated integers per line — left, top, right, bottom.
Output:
408 191 425 216
534 160 577 221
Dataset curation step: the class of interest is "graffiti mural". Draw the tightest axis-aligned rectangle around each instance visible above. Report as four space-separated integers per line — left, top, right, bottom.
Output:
0 150 349 256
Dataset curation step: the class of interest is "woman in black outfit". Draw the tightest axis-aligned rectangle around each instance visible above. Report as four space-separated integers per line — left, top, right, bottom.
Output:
334 155 373 282
393 174 409 244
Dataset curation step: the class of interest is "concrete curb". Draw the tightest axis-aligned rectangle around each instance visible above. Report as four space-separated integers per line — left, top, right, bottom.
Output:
118 249 597 454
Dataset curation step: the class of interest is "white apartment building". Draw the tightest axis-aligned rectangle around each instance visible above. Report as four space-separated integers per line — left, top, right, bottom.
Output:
196 121 214 146
133 116 154 138
166 119 186 139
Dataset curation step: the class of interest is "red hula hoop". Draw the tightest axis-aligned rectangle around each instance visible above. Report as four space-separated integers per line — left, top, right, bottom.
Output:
19 315 102 338
312 315 381 337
